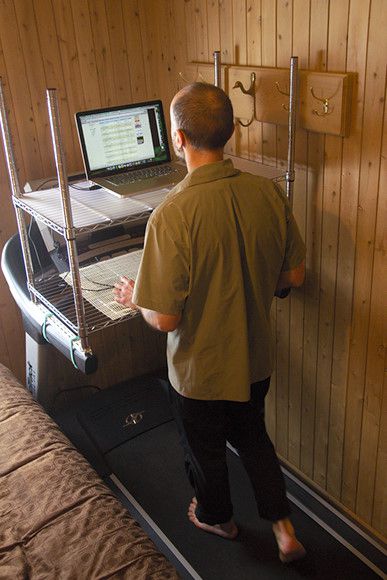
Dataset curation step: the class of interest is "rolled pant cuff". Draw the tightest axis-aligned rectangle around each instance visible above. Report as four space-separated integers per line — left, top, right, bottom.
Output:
195 503 233 525
259 507 291 523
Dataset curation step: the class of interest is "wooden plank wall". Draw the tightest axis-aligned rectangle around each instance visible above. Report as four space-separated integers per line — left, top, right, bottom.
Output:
0 0 385 540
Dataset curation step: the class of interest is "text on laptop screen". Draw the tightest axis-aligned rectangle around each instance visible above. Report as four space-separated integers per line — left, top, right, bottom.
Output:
77 101 170 177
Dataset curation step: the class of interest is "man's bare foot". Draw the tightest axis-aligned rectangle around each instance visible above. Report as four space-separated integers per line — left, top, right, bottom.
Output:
273 518 306 563
188 497 238 539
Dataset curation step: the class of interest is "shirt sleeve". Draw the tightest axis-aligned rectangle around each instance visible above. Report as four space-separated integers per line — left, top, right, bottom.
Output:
132 202 190 315
274 183 306 272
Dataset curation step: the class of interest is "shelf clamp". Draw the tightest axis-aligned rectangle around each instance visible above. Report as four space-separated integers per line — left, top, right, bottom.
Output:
42 312 54 343
69 336 80 370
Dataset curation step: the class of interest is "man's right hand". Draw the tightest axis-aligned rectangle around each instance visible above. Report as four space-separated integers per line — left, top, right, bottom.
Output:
113 276 138 310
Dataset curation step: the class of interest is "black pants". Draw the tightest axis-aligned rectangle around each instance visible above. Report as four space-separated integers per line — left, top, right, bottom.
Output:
169 378 290 525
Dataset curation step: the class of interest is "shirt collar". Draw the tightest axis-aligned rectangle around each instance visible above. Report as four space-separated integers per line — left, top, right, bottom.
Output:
174 158 240 191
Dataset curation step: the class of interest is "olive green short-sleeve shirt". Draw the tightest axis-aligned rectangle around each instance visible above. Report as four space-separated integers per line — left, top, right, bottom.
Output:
132 159 305 401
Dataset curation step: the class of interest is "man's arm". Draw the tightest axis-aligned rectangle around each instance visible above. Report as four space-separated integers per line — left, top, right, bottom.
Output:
139 306 181 332
275 260 305 296
113 276 181 332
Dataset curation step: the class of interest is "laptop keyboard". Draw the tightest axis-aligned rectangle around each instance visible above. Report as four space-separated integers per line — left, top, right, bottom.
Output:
106 165 178 186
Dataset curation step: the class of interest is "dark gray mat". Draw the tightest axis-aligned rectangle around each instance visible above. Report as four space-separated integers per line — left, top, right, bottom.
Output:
105 420 380 580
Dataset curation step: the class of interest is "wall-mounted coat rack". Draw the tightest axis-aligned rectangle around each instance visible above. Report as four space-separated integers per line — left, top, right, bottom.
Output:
179 62 354 138
179 52 299 205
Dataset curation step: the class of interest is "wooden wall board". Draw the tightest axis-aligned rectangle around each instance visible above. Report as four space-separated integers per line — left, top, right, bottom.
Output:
13 1 53 178
275 291 290 459
194 0 210 63
51 0 87 173
0 41 26 184
313 135 342 488
353 0 387 525
70 0 102 112
137 1 161 102
0 42 25 382
121 1 148 103
219 0 235 156
232 0 247 67
288 170 307 468
105 0 133 106
292 0 309 63
138 0 176 106
313 0 349 491
33 0 80 173
0 266 24 382
299 0 329 482
232 0 248 159
326 0 370 501
0 158 24 381
206 0 220 59
170 0 189 94
184 0 197 65
246 0 261 66
372 366 387 536
89 0 119 108
261 0 276 68
158 0 185 108
300 131 324 480
246 0 262 163
260 0 277 171
219 0 233 65
369 70 387 535
0 0 43 180
260 0 277 441
341 0 386 513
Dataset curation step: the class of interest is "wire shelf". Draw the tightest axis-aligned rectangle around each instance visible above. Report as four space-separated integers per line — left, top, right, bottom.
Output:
30 272 139 335
13 194 153 236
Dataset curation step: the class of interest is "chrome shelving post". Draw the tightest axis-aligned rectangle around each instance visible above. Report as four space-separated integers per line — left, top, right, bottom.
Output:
213 51 221 88
46 88 91 353
286 56 298 207
0 77 37 302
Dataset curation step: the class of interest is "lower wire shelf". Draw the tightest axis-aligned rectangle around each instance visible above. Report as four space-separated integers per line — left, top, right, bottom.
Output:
31 272 139 336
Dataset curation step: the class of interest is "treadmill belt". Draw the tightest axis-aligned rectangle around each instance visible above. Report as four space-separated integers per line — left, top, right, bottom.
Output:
104 420 380 580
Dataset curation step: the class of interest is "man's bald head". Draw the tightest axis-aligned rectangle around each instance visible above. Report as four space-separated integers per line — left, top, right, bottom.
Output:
171 82 234 150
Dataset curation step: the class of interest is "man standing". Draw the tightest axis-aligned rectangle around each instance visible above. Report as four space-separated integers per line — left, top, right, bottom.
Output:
114 83 306 563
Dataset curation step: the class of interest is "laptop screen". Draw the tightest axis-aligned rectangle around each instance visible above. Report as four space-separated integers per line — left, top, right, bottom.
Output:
75 100 171 179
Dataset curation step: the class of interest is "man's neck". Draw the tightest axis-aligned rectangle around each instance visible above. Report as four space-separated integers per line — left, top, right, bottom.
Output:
184 147 224 173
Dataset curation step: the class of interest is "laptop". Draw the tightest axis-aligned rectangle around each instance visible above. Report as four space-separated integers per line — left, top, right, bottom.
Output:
75 100 187 197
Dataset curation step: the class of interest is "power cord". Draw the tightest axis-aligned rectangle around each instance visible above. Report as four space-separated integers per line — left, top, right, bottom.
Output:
27 218 44 278
70 184 102 191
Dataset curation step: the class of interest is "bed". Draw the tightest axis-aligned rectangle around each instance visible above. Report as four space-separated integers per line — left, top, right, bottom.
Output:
0 362 179 579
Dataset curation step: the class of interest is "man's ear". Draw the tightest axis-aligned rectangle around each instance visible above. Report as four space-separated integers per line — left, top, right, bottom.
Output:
174 128 186 150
